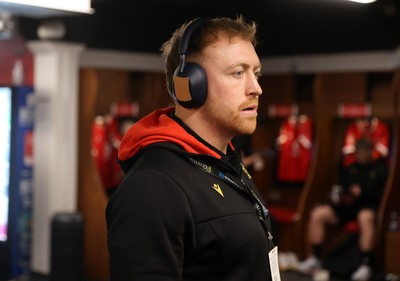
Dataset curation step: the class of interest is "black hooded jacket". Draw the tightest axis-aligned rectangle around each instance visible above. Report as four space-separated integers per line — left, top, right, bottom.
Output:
106 107 274 281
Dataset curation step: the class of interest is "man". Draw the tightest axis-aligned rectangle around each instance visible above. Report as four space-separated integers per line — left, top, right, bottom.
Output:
298 137 388 280
106 16 275 281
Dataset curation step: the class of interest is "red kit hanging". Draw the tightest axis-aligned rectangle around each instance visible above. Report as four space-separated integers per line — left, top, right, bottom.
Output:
342 117 389 166
276 115 313 182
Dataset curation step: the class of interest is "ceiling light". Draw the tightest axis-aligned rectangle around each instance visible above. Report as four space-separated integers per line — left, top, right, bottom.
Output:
346 0 377 3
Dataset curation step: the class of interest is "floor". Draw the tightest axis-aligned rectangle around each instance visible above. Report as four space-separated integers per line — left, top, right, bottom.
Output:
281 270 391 281
2 270 396 281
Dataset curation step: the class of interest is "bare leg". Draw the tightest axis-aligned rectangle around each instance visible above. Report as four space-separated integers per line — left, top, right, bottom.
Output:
308 204 338 245
350 209 376 280
357 209 375 252
298 204 339 272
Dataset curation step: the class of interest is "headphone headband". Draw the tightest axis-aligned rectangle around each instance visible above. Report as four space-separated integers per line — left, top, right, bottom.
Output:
178 18 209 55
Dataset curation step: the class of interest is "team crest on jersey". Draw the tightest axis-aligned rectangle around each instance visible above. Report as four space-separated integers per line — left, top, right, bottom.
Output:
212 183 224 197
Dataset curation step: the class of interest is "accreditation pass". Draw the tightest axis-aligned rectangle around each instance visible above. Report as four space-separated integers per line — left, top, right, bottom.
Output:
268 246 281 281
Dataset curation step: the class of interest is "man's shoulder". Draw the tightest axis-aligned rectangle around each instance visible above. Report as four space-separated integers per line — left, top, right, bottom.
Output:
141 142 185 158
130 142 190 171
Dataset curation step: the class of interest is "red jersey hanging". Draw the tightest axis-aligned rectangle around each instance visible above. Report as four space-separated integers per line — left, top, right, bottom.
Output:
276 115 313 182
342 117 389 166
91 114 137 195
91 116 114 188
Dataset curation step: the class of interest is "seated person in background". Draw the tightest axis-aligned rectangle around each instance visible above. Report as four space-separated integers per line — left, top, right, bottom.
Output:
298 137 388 281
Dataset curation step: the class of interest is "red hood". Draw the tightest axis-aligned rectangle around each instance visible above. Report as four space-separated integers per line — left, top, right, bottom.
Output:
118 107 225 161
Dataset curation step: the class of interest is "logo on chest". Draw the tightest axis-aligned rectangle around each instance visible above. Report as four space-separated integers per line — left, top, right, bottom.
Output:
212 183 224 197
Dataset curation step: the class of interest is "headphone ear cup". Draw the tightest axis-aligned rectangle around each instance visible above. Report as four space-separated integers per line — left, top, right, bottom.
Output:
172 62 207 109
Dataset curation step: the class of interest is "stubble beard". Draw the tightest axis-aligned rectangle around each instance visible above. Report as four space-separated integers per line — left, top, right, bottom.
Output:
208 105 257 137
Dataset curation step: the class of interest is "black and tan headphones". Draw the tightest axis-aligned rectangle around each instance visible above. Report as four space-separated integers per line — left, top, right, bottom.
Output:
171 18 209 109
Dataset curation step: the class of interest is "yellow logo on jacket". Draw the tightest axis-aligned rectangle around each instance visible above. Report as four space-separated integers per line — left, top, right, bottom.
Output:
212 183 224 197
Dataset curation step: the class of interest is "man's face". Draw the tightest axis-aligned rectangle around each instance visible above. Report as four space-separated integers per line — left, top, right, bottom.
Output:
197 35 262 139
355 148 373 165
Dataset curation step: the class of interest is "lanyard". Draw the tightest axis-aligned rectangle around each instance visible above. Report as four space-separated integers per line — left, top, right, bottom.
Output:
187 156 274 246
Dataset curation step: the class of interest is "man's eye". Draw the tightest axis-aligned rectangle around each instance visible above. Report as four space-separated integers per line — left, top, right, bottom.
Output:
255 72 262 80
234 71 244 77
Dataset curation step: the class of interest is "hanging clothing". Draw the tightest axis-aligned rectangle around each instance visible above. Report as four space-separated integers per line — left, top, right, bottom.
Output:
342 118 389 166
276 115 313 182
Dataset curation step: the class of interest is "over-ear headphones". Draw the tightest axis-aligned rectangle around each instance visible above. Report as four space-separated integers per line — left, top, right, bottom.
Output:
171 18 208 109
